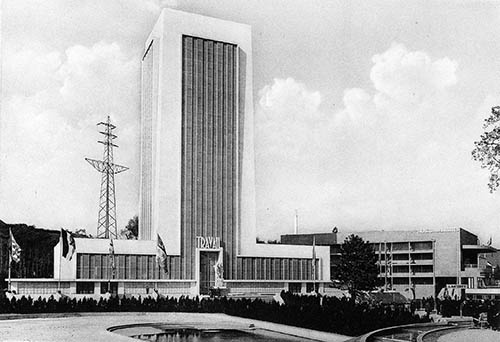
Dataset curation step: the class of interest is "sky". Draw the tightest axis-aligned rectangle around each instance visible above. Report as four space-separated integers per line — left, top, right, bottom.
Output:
1 0 500 245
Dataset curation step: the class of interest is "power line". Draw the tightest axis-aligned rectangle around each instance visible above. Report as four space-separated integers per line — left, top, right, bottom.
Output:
85 116 128 239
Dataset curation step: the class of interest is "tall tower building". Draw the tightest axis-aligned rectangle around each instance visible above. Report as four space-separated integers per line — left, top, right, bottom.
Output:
139 9 257 282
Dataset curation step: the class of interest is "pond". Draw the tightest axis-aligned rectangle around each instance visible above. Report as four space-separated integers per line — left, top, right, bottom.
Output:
112 324 313 342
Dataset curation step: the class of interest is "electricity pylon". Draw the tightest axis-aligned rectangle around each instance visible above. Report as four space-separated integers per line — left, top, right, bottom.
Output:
86 116 129 239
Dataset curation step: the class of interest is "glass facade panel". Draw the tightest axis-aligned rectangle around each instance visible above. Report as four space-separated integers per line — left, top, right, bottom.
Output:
411 253 433 260
411 265 434 273
76 253 181 280
392 242 409 251
393 265 409 273
236 257 317 281
393 278 409 285
76 282 94 294
411 241 433 251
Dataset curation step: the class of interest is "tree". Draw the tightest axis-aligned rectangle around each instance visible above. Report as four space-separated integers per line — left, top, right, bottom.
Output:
121 216 138 239
337 234 379 300
73 228 91 238
472 106 500 192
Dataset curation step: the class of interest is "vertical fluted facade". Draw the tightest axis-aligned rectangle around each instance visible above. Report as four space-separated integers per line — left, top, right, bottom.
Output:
181 36 239 279
139 41 155 240
137 10 330 290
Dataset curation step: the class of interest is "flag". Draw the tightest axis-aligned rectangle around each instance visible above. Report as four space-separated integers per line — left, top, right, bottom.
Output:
61 229 76 260
9 229 21 263
213 251 224 287
312 236 316 281
109 238 116 276
156 234 168 273
68 233 76 260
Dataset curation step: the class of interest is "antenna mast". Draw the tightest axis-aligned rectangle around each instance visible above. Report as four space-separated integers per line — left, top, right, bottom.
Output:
86 116 129 239
294 209 299 234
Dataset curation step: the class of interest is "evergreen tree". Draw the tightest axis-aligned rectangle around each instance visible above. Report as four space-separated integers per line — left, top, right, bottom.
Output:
337 234 379 300
121 215 138 239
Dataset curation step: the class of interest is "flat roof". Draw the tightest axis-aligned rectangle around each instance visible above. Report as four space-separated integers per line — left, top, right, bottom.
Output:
462 245 498 252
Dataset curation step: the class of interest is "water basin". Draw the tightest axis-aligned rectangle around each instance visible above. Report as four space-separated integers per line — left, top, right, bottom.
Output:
111 324 316 342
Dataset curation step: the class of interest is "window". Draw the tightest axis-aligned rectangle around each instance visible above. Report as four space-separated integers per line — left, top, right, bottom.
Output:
118 255 126 279
76 282 94 294
289 283 301 293
411 241 433 251
413 277 433 285
392 242 409 251
306 282 319 292
393 278 409 285
411 265 433 273
393 266 409 273
100 282 118 294
283 259 290 280
411 253 433 260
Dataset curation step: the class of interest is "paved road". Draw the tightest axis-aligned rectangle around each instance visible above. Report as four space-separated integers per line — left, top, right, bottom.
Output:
0 312 350 342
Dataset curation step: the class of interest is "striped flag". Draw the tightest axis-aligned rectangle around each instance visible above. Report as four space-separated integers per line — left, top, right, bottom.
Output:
60 228 76 260
10 229 21 263
156 234 168 273
109 238 116 277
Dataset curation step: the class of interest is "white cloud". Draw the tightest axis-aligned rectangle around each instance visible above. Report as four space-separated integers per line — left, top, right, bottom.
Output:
255 44 466 238
160 0 179 8
2 0 160 54
0 41 139 233
370 43 458 106
2 45 62 97
259 77 321 120
257 78 324 159
334 88 374 125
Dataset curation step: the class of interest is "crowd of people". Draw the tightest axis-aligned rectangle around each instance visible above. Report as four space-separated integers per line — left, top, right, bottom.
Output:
0 291 430 336
438 298 500 328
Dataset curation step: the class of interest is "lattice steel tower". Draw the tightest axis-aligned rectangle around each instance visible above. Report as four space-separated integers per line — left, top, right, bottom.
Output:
86 116 129 239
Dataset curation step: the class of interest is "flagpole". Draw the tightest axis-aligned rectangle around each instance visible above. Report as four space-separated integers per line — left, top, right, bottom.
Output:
312 236 316 292
58 229 62 292
108 238 112 293
384 241 388 291
8 228 12 292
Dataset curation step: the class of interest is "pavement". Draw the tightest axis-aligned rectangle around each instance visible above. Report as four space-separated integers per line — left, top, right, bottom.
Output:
437 329 500 342
0 312 350 342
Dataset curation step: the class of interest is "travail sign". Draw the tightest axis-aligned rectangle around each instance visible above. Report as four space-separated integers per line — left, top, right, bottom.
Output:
196 236 221 249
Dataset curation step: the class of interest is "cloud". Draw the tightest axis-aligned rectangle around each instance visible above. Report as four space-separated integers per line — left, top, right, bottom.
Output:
160 0 180 8
255 44 464 238
259 77 322 120
257 78 324 159
2 0 160 54
334 88 374 126
0 41 140 233
371 43 458 106
2 45 62 97
333 43 458 129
